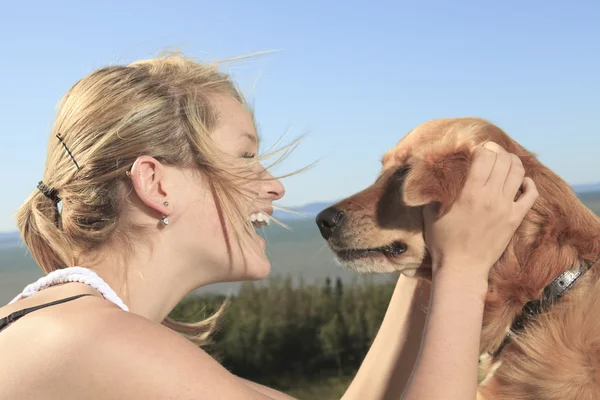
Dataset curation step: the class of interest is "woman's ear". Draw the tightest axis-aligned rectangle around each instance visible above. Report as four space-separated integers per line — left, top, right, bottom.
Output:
402 147 473 216
129 156 170 217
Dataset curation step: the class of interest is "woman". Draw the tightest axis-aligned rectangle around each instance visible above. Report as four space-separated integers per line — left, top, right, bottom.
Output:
0 53 537 399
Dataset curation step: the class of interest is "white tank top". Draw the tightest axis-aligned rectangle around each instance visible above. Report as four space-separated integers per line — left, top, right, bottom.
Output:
9 266 129 312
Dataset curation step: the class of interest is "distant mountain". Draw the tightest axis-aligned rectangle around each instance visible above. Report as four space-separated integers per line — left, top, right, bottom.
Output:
274 201 337 220
0 231 21 250
572 182 600 193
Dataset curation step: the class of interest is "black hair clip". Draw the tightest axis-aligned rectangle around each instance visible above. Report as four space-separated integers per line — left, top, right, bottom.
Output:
37 181 60 204
56 133 80 170
34 133 78 204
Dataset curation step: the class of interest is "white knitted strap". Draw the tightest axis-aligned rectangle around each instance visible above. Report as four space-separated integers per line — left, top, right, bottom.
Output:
9 266 129 312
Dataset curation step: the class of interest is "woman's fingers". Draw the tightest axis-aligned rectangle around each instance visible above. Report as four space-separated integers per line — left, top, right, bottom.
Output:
503 153 526 199
463 143 498 193
484 142 513 191
513 177 539 222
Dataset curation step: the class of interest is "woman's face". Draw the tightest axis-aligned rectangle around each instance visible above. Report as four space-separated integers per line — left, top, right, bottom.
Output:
172 95 285 284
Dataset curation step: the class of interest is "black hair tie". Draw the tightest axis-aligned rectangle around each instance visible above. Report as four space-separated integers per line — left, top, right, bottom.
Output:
37 181 61 204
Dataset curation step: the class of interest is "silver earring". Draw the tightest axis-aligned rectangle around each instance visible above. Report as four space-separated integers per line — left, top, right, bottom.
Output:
160 201 170 225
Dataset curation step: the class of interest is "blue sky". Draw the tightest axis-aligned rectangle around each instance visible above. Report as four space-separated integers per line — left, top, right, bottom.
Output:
1 0 599 231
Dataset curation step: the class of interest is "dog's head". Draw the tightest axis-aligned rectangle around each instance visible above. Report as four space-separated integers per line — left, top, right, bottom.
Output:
316 117 534 278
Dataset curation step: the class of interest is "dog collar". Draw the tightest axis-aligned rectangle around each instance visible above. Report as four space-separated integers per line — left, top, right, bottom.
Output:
491 260 595 358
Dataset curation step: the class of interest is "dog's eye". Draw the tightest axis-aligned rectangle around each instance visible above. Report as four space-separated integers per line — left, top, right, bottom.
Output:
376 164 416 225
391 165 411 183
376 165 410 185
379 165 411 201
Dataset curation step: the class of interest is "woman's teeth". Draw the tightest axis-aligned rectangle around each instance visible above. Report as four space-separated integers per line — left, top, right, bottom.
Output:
248 212 270 227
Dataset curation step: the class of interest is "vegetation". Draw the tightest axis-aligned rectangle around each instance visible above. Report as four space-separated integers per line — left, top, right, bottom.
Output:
169 276 397 399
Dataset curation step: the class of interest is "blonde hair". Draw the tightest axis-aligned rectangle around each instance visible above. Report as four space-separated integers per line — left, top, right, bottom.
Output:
16 52 296 344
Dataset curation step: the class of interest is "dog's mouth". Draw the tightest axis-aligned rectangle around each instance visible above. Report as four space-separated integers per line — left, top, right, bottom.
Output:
334 241 408 262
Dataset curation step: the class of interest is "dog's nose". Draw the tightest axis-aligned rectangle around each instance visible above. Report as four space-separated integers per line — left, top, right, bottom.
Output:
316 207 345 240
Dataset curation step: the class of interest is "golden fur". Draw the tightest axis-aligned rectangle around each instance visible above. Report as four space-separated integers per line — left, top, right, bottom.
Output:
321 117 600 399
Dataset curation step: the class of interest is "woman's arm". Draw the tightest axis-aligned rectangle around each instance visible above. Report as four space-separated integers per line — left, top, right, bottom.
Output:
401 270 487 400
340 274 430 400
401 142 539 400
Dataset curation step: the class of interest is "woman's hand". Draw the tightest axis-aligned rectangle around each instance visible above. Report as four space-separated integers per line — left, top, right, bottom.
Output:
401 142 538 400
424 141 539 285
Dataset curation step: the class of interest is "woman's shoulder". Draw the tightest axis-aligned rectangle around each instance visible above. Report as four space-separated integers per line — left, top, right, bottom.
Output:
0 290 269 400
1 291 188 364
56 301 272 399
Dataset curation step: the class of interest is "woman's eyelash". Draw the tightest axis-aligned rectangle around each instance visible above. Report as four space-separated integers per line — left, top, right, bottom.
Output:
241 152 256 159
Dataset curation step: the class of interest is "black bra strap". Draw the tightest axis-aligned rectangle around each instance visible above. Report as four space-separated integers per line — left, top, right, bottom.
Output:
0 294 92 332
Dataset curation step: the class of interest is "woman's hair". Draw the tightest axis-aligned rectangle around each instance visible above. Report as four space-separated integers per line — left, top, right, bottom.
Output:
16 51 295 344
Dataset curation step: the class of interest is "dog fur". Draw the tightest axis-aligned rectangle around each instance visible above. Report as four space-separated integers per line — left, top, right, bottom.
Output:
319 117 600 399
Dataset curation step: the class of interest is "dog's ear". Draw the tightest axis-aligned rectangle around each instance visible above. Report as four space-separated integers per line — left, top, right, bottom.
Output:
402 147 473 216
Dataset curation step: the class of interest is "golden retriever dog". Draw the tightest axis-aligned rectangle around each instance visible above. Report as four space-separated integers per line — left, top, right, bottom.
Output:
315 117 600 399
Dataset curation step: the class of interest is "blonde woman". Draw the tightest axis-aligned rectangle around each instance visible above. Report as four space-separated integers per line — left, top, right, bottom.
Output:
0 53 536 400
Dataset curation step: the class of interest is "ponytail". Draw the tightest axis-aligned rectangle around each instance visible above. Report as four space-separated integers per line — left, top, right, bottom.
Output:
16 188 73 273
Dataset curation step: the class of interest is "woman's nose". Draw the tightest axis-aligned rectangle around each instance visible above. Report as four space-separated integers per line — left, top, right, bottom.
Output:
262 171 285 200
